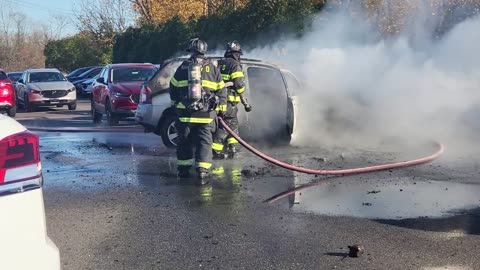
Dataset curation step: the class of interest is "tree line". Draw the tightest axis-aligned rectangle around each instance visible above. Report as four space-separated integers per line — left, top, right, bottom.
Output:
15 0 480 73
45 0 328 71
0 6 69 72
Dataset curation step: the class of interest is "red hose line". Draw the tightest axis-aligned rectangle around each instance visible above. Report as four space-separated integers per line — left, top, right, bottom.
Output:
219 118 445 176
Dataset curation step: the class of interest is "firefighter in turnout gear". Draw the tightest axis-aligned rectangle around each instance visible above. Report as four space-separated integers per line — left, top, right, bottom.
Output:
169 38 228 184
212 41 252 159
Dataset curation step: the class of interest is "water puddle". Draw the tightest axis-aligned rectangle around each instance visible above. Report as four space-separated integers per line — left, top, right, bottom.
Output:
288 177 480 219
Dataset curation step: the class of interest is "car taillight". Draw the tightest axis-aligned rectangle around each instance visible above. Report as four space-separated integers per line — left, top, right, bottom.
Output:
0 131 42 193
0 80 12 96
0 81 12 88
140 85 152 104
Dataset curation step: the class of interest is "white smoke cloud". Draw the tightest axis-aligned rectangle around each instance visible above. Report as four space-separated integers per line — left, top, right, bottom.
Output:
245 2 480 150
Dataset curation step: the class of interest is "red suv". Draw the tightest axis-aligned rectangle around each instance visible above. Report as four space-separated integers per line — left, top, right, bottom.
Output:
91 63 157 125
0 70 16 117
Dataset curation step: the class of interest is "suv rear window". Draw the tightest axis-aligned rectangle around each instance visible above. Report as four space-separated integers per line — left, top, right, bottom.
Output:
246 66 288 138
7 73 21 82
147 60 182 95
283 71 302 96
0 72 7 80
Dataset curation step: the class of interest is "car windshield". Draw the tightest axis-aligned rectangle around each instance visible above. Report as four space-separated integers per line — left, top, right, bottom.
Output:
111 67 155 83
7 73 21 82
29 72 67 83
68 67 90 77
79 68 101 78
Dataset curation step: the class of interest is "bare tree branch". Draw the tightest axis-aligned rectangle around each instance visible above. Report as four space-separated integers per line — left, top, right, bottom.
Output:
74 0 133 45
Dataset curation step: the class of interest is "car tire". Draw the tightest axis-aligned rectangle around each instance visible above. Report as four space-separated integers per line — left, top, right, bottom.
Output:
7 106 16 117
276 127 292 146
160 114 178 149
106 100 119 126
24 94 36 112
68 102 77 111
91 99 102 124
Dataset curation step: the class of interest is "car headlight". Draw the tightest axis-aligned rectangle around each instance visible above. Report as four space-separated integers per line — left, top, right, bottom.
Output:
113 91 130 98
68 86 76 92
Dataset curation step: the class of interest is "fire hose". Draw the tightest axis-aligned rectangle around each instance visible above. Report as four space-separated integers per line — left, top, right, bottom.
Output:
218 118 444 200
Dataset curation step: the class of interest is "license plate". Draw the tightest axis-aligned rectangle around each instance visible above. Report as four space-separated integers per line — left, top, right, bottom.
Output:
50 99 60 104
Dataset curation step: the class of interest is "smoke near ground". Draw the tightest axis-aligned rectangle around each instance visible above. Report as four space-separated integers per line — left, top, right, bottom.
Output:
246 1 480 151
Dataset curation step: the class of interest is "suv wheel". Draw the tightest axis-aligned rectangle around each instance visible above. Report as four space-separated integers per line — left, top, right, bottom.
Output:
7 106 16 117
91 99 102 124
68 102 77 111
24 94 36 112
160 114 178 148
106 100 119 126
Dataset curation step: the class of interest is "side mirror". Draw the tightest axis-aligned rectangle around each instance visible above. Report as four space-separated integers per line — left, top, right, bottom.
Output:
17 79 24 84
96 77 105 84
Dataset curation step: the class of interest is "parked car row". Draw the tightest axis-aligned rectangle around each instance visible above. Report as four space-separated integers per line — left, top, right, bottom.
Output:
0 68 79 115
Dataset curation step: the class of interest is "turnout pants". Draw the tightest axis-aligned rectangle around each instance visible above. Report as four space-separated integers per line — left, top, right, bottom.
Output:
212 105 239 154
176 119 216 172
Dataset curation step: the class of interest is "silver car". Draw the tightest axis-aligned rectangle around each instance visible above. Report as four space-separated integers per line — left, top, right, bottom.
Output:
135 57 300 148
16 68 77 112
79 74 99 96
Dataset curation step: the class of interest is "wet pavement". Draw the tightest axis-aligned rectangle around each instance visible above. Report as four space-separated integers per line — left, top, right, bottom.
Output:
13 101 480 269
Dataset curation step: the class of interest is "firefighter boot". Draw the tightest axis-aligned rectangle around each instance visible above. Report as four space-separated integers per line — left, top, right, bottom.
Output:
196 168 210 186
213 150 228 160
227 145 240 159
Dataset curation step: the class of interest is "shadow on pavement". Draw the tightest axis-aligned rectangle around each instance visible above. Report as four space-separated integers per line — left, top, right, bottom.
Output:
376 207 480 236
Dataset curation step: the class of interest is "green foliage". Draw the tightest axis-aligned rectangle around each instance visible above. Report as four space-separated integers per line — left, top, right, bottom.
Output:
114 0 325 64
44 34 112 72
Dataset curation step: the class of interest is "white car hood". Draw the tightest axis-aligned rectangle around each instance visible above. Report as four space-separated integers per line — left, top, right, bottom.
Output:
30 81 73 90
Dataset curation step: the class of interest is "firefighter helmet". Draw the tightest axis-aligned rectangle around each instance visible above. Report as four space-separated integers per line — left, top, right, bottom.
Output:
186 38 208 55
226 40 243 55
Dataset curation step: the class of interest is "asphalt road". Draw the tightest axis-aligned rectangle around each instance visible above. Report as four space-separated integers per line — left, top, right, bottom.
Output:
13 98 480 270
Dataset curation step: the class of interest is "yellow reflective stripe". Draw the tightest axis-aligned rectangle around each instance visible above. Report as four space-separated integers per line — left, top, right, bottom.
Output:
197 162 212 169
200 186 212 200
236 87 245 94
232 169 241 176
171 77 188 87
231 168 241 183
221 74 230 81
227 137 238 144
178 159 194 166
203 80 225 91
212 143 224 151
228 95 241 102
218 104 227 111
202 80 217 90
217 80 225 90
179 117 213 124
176 103 186 109
230 71 244 79
212 167 225 175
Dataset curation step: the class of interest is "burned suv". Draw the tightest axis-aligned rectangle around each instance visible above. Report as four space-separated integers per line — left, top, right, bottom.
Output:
135 57 300 148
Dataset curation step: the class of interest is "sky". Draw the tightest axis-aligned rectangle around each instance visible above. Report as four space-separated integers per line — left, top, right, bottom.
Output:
1 0 78 35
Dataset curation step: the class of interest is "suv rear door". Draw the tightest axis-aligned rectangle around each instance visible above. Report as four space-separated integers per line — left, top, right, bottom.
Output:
245 65 290 142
